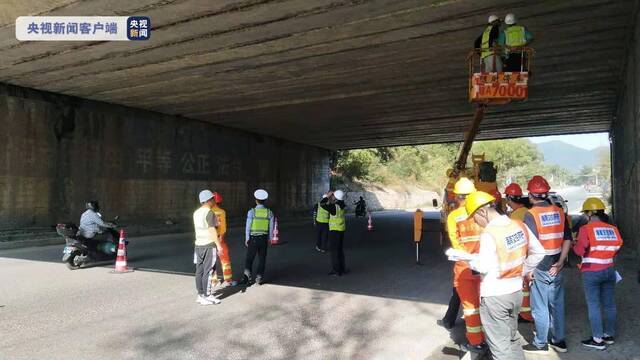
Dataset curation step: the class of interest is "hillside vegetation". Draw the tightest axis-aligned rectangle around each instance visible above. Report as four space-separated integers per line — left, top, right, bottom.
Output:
334 139 610 194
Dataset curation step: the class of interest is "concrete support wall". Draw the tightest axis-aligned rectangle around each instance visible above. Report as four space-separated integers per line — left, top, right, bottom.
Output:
0 83 330 230
612 3 640 255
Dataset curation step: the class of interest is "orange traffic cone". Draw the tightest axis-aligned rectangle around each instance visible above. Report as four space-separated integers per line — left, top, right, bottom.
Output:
112 229 133 273
270 217 281 245
367 213 374 231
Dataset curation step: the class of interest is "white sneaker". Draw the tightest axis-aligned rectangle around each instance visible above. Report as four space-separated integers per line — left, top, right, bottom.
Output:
205 295 221 305
197 295 214 305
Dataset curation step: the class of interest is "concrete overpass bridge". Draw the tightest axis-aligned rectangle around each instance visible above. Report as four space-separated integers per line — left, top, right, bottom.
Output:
0 0 638 253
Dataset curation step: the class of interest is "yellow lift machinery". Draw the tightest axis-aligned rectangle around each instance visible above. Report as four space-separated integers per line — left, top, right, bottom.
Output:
441 47 533 229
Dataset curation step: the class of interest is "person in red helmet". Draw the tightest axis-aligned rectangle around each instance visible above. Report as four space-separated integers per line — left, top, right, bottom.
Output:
210 192 237 288
522 176 572 355
503 183 534 322
504 183 529 221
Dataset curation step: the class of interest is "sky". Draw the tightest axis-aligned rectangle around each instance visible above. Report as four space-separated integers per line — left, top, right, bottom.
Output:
528 132 610 150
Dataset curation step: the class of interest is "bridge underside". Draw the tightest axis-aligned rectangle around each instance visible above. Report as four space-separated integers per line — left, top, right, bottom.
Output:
0 0 636 149
1 1 639 255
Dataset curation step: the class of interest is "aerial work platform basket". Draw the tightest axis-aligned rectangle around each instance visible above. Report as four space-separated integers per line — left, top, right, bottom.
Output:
467 47 533 105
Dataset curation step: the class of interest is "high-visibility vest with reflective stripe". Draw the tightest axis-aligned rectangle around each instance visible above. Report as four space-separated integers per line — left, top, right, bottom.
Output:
329 206 346 231
250 208 270 235
481 26 493 59
450 206 482 282
212 206 227 236
583 222 622 265
457 217 482 253
528 206 565 255
316 202 330 223
193 207 217 246
484 219 529 279
505 25 526 47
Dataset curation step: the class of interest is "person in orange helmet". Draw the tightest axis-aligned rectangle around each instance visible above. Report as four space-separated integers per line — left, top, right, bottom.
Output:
522 176 572 355
504 183 533 323
211 192 237 287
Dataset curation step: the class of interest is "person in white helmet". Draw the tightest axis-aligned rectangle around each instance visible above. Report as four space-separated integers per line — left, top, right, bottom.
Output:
320 190 347 276
243 189 274 285
498 13 533 72
193 190 223 305
474 14 503 72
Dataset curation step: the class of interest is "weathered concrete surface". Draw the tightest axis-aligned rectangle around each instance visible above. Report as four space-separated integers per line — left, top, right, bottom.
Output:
0 1 635 149
612 2 640 255
0 84 330 230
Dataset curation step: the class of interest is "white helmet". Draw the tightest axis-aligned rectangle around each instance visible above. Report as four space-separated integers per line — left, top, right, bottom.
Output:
254 189 269 201
199 190 214 203
488 14 499 24
505 13 516 25
334 190 345 201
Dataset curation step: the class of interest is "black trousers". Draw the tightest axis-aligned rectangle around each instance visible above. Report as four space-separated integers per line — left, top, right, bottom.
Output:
195 245 215 295
316 222 329 250
329 230 346 274
244 234 268 278
442 287 461 325
505 52 528 72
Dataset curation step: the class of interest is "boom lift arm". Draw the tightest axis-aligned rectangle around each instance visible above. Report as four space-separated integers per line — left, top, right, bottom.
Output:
452 104 486 178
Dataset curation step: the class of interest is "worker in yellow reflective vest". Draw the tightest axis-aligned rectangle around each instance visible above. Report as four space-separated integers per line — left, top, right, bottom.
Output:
498 13 533 72
211 192 237 287
474 14 502 72
320 190 347 276
313 194 330 252
242 189 274 286
448 178 487 352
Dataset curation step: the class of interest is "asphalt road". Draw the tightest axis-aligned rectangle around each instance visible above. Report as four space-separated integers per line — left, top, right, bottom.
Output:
1 211 638 360
556 186 593 214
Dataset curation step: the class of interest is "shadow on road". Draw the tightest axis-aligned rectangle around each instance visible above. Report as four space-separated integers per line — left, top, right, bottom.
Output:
0 212 451 306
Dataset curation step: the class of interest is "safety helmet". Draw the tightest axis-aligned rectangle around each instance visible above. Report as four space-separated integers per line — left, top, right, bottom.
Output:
454 177 477 195
505 13 516 25
504 183 523 197
86 200 100 212
582 197 606 212
527 175 550 194
213 192 223 204
465 191 496 217
254 189 269 201
199 190 214 203
334 190 345 201
488 14 499 24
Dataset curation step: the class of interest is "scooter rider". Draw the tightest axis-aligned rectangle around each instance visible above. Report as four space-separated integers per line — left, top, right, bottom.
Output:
354 196 367 215
78 201 118 245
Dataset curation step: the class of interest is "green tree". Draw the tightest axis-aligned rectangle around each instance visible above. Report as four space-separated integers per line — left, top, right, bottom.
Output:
335 149 382 181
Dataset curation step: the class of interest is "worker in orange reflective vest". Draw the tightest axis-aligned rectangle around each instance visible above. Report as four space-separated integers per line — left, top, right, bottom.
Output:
573 198 622 350
465 191 545 360
211 192 237 287
522 176 573 355
447 178 486 352
504 183 533 322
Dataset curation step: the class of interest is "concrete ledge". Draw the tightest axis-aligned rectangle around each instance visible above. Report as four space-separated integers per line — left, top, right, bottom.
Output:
0 217 314 250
